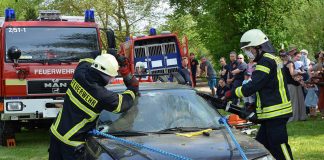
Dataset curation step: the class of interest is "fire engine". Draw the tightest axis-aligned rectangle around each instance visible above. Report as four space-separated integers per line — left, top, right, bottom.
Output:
0 8 103 146
118 28 190 83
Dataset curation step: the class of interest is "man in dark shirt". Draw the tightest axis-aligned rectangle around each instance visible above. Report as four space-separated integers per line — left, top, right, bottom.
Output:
216 78 230 99
190 53 199 87
231 54 247 105
219 57 229 82
227 51 238 89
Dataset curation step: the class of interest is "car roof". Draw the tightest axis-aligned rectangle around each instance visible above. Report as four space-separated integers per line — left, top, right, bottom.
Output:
106 82 193 93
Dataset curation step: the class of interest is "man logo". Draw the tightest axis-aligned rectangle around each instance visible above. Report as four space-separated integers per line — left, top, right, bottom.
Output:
44 79 68 88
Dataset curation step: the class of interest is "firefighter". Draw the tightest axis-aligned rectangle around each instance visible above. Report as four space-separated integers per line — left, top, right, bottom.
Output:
49 53 139 160
225 29 293 160
135 61 152 82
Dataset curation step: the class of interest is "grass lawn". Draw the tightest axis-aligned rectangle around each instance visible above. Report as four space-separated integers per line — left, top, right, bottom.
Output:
0 117 323 160
0 128 50 160
288 116 324 160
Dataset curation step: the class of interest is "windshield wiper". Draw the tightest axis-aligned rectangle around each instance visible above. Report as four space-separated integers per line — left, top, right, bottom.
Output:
107 130 148 137
19 58 47 64
47 56 80 65
48 59 73 65
155 127 221 134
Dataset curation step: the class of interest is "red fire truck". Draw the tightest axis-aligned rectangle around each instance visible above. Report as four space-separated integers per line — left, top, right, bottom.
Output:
0 8 102 146
118 28 190 83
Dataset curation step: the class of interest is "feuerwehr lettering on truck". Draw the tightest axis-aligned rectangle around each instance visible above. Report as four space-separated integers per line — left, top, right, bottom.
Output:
34 68 75 75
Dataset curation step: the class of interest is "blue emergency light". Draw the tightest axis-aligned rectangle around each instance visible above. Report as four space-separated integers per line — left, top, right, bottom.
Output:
149 28 157 36
125 36 130 41
85 9 95 22
5 8 16 21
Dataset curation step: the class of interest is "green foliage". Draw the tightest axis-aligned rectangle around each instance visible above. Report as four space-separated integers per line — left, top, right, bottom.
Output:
283 0 324 59
25 8 38 20
169 0 323 64
159 14 208 59
0 0 45 20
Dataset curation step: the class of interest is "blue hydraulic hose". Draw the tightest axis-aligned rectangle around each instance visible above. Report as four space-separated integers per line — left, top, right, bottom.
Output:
219 117 248 160
89 129 192 160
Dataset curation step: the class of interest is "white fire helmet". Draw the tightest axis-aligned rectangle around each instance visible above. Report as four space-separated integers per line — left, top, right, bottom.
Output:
135 61 145 69
240 29 269 49
91 54 119 77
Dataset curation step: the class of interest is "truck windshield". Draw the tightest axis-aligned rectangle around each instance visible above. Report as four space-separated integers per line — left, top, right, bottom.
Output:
5 27 99 63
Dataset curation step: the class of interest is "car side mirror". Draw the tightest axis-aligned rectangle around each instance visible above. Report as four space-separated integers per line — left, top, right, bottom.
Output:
105 29 117 56
7 46 21 65
106 29 116 48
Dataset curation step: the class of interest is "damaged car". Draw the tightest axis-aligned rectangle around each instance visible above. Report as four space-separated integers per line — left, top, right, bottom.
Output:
81 83 273 160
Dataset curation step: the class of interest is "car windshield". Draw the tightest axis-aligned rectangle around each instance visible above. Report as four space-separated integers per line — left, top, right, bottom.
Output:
5 27 99 63
97 89 222 133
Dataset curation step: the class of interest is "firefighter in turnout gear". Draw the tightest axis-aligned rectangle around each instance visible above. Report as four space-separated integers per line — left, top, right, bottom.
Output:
49 53 139 160
225 29 294 160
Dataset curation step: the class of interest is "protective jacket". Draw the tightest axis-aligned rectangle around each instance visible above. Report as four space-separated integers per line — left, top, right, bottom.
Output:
232 53 292 120
50 59 135 147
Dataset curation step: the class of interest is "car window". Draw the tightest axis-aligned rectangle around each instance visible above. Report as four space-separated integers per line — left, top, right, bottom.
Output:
97 89 222 133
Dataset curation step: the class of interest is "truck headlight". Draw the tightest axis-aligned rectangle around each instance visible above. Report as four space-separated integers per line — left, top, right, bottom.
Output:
6 102 23 111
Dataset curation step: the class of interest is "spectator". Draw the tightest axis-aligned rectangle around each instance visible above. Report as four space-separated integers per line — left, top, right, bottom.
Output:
179 57 192 85
231 54 247 105
219 57 229 82
135 61 146 75
312 51 324 118
190 53 199 87
227 51 238 89
305 62 319 118
135 62 152 82
287 44 297 60
300 49 311 81
200 56 217 96
280 51 307 121
216 78 230 99
242 72 254 108
293 52 306 85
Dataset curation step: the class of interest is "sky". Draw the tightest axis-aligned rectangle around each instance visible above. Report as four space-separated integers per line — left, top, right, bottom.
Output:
133 0 174 33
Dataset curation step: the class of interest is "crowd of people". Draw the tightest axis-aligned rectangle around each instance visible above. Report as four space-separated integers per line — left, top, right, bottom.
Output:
188 48 324 121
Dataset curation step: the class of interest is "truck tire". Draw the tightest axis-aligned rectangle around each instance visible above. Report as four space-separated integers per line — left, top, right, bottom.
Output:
157 75 169 82
0 121 16 146
171 72 186 84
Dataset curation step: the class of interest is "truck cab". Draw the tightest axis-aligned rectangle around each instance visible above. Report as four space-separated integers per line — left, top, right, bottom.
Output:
118 28 190 83
0 9 101 146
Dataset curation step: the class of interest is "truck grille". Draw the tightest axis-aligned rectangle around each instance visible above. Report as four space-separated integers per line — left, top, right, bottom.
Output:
27 79 71 95
134 47 146 58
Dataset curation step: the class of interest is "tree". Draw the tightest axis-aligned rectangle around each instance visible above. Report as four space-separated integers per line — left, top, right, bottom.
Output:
283 0 324 58
169 0 298 63
0 0 44 20
160 14 208 58
47 0 159 49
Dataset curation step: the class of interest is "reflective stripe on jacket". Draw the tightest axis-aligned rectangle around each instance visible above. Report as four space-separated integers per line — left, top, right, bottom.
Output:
233 53 292 120
51 60 135 147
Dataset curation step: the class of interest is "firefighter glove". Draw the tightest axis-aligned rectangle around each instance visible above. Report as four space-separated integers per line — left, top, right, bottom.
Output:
124 75 139 96
115 54 129 67
119 66 131 77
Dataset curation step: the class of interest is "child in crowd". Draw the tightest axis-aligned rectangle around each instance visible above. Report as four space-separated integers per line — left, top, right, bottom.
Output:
216 78 230 99
305 62 319 117
242 72 255 107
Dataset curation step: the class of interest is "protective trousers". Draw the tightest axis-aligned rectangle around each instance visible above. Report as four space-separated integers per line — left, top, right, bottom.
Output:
256 118 293 160
49 134 81 160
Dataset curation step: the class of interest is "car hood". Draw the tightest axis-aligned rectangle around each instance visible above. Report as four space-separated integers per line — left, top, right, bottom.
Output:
92 129 271 160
